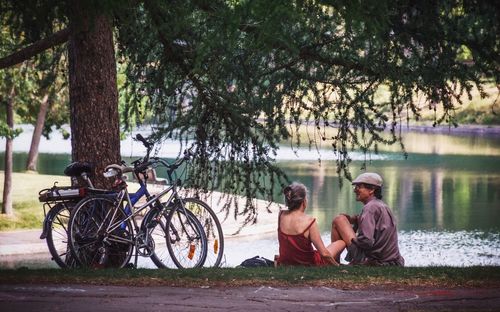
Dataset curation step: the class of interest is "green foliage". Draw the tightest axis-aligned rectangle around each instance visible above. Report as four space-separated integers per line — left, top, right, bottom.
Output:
0 1 70 139
116 0 499 221
1 0 498 222
0 123 22 139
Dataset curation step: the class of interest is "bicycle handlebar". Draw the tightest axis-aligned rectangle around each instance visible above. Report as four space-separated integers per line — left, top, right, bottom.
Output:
104 133 195 182
134 160 153 173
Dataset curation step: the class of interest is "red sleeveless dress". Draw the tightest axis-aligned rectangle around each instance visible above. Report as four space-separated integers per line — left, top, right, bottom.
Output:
277 212 326 266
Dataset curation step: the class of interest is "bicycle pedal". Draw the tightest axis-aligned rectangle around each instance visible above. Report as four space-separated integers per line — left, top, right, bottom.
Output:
125 263 136 269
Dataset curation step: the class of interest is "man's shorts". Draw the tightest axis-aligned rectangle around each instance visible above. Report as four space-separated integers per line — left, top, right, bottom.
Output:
345 243 365 264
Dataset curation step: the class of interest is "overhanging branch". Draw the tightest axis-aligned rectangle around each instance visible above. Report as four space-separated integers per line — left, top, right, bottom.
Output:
0 28 70 70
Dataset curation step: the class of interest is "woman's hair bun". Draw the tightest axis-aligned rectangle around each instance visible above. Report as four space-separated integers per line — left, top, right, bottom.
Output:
283 182 307 210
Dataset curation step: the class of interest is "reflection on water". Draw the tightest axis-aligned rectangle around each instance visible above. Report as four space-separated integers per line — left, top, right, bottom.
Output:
398 230 500 267
278 153 500 232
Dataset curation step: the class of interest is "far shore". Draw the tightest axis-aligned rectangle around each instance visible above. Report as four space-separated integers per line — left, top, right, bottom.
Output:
302 121 500 136
395 124 500 135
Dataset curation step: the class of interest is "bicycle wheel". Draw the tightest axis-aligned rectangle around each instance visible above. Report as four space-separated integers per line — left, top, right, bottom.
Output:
68 196 133 268
176 198 224 268
148 204 207 268
45 202 78 268
151 202 207 269
141 205 176 269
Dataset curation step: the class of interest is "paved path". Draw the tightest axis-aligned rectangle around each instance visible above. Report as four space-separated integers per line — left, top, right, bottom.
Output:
1 284 499 312
0 229 47 256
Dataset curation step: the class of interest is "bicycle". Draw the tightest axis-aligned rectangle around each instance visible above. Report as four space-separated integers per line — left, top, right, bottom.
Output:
67 134 224 269
38 161 96 268
131 135 224 268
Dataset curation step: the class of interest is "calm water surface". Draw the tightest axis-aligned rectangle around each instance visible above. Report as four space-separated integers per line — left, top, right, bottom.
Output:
1 127 499 267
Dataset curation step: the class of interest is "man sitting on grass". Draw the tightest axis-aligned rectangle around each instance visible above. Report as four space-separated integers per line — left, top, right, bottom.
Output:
333 172 405 266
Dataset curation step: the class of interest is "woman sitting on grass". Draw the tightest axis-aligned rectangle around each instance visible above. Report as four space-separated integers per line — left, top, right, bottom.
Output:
276 182 345 266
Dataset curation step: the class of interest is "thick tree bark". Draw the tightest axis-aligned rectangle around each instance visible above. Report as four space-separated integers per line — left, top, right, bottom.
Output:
68 4 120 187
26 94 50 172
2 86 15 215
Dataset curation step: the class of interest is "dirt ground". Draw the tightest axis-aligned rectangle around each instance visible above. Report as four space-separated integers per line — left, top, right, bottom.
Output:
1 283 499 312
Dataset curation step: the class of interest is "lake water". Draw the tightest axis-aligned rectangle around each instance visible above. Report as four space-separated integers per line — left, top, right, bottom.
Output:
1 125 500 267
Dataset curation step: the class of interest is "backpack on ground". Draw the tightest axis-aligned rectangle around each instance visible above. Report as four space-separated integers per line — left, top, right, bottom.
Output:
238 255 274 268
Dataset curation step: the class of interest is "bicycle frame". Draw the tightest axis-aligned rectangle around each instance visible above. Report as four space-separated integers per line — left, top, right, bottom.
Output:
96 171 183 249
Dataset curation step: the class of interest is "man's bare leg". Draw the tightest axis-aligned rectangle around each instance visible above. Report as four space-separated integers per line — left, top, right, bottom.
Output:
333 215 357 246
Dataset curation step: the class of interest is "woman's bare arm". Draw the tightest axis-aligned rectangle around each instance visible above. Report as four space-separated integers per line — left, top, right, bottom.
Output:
308 221 332 257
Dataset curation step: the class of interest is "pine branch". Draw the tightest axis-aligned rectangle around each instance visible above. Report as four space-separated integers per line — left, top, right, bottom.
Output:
0 28 70 70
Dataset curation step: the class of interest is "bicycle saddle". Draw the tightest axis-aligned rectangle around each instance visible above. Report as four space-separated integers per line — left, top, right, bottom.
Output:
64 162 94 177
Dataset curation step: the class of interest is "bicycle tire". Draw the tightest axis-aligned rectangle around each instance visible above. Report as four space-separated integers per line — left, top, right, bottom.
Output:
68 196 134 268
141 205 178 269
148 203 207 268
45 202 78 268
174 198 224 268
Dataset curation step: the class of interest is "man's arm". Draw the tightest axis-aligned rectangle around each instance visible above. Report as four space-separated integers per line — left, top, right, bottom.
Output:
352 208 377 249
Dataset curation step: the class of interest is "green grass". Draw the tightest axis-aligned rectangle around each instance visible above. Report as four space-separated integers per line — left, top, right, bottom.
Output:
0 200 44 230
0 171 68 231
0 266 499 289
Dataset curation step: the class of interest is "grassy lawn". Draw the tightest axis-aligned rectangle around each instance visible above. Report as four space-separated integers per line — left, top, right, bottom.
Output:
0 266 499 289
0 171 70 231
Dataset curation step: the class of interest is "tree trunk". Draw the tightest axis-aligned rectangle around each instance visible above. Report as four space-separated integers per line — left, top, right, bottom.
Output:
26 93 50 172
2 86 15 215
67 3 120 188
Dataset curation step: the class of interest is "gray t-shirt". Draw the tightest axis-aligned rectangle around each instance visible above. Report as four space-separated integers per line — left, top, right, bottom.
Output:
349 198 405 266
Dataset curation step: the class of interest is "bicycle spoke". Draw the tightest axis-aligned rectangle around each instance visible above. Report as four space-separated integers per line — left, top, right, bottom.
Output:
165 205 207 268
180 198 224 268
45 203 77 268
69 196 133 268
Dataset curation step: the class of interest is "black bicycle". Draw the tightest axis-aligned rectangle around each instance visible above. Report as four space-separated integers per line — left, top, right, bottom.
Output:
38 162 97 268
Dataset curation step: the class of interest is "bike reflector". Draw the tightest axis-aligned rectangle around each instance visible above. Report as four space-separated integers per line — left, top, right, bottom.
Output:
214 239 219 254
188 244 196 260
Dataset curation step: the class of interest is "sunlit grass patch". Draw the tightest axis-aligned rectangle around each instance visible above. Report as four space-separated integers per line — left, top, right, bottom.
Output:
0 171 64 231
0 200 44 231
